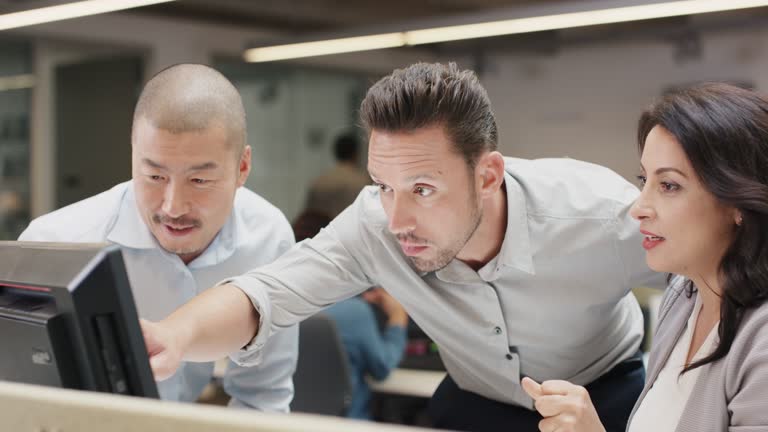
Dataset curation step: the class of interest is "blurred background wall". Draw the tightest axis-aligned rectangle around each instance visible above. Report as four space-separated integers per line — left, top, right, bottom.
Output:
0 0 767 231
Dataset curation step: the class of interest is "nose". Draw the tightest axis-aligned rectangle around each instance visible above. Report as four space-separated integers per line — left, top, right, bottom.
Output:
161 181 190 218
629 188 655 222
387 193 417 235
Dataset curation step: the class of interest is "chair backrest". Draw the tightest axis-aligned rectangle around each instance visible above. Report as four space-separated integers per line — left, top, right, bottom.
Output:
290 313 352 416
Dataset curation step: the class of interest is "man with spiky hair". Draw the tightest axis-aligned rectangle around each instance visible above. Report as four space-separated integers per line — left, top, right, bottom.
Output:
142 62 661 431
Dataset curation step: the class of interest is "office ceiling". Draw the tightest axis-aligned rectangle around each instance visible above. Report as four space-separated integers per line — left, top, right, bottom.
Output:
2 0 768 48
133 0 569 33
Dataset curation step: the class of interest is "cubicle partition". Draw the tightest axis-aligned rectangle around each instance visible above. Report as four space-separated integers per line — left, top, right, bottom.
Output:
0 380 443 432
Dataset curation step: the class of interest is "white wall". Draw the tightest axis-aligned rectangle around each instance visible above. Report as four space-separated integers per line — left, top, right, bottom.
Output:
475 27 768 181
238 70 370 221
13 10 768 216
15 12 434 216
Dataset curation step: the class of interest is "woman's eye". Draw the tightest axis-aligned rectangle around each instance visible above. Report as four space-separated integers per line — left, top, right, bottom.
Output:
660 182 680 192
636 175 647 187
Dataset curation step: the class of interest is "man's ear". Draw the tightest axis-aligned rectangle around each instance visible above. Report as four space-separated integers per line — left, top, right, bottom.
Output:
237 145 252 187
475 151 505 199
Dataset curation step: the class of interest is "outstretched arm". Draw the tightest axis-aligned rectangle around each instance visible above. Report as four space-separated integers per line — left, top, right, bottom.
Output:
141 283 259 380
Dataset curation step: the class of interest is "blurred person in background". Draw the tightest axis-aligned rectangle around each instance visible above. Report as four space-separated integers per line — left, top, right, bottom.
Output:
305 132 371 219
293 209 408 420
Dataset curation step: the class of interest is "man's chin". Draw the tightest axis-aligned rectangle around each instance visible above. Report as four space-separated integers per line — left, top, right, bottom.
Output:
156 237 203 257
408 255 451 273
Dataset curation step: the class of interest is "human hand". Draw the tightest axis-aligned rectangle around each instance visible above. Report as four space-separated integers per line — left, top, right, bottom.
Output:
362 287 408 327
521 377 606 432
140 318 184 381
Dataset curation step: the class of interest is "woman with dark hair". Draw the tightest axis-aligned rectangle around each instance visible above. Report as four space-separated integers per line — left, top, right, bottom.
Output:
522 83 768 432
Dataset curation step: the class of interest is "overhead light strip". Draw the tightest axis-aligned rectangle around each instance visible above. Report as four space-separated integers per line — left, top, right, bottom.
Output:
0 74 35 92
244 0 768 62
0 0 177 31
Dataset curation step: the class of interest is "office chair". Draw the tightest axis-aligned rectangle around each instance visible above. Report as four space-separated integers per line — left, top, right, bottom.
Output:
290 313 352 416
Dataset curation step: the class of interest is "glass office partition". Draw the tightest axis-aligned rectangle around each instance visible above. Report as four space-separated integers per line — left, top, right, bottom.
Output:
0 40 31 240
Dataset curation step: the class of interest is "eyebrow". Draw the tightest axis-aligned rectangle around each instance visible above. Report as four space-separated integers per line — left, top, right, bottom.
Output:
655 167 688 178
639 164 688 179
142 158 218 172
368 171 438 183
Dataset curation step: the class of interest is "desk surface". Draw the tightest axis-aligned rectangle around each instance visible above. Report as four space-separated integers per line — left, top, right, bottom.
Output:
368 369 446 398
0 381 438 432
214 359 444 399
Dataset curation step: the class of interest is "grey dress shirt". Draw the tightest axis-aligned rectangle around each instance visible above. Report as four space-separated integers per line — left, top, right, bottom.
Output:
628 276 768 431
228 157 663 408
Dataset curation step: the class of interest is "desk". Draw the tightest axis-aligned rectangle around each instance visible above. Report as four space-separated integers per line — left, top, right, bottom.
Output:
0 380 439 432
213 359 445 399
368 369 446 398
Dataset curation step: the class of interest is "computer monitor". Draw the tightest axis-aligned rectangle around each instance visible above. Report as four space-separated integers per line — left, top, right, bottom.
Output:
0 241 158 398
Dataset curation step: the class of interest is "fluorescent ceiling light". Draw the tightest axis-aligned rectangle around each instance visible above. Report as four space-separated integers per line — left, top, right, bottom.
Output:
244 0 768 62
0 74 35 92
244 33 406 63
0 0 176 31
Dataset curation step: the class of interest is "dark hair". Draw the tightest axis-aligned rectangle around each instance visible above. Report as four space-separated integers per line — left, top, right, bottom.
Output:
292 210 332 242
333 133 359 162
638 83 768 373
359 62 498 168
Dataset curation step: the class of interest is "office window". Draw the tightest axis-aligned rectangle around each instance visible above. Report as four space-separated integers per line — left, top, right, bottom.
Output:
215 61 371 221
0 40 31 240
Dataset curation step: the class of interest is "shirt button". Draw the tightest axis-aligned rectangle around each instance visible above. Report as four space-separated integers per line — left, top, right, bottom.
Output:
494 326 502 335
506 353 514 360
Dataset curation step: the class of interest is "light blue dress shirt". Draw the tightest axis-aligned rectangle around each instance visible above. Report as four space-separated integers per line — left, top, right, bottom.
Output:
324 298 407 419
227 157 665 409
19 181 299 412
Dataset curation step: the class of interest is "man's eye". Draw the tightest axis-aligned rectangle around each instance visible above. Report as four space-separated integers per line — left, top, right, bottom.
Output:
191 178 208 185
414 186 434 197
149 175 163 181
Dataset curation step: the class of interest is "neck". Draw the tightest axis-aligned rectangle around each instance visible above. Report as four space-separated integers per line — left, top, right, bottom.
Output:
456 183 508 271
689 271 723 318
178 251 202 265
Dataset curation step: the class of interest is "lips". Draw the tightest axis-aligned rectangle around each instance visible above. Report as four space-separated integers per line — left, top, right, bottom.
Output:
640 229 665 251
163 224 196 236
399 242 428 256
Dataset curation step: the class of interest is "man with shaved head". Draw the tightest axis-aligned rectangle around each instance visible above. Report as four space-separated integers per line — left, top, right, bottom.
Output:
19 64 299 411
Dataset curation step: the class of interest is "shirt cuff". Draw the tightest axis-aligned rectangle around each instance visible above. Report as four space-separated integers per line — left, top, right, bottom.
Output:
216 275 271 367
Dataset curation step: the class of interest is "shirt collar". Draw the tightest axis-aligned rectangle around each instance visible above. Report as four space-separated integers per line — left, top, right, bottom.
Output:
106 181 239 268
494 172 535 275
106 181 158 250
433 172 535 283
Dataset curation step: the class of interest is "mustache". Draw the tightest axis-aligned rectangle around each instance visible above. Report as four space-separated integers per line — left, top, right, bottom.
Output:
396 233 429 245
152 214 202 228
